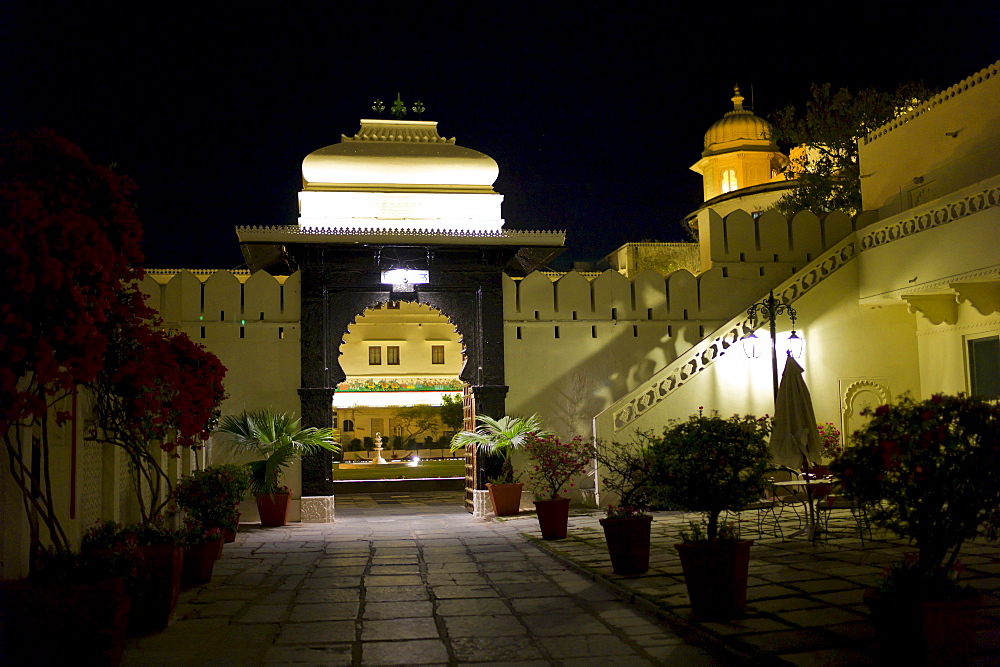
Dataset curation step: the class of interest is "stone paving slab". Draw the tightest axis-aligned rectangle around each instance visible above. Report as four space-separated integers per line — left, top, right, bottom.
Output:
517 504 1000 665
123 492 731 665
122 491 1000 665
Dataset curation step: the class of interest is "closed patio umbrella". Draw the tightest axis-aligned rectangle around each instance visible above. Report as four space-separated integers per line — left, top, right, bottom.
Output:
769 355 821 468
769 355 823 539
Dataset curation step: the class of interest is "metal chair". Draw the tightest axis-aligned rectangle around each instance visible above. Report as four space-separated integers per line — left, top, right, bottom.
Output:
727 498 783 539
765 468 808 532
816 493 872 543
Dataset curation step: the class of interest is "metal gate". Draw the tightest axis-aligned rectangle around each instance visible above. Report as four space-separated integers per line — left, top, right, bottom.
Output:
462 385 477 512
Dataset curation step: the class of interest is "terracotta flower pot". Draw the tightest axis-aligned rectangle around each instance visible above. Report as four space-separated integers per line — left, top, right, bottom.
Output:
256 492 291 526
533 497 571 540
182 539 223 585
675 539 753 618
486 482 523 516
600 515 653 575
128 543 183 635
864 587 982 665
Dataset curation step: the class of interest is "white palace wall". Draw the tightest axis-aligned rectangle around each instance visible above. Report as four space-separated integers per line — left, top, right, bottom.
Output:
503 209 860 437
140 209 858 445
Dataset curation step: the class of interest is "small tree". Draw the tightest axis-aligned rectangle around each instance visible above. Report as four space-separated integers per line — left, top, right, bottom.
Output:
214 409 339 495
831 394 1000 598
90 290 228 523
1 129 144 568
393 404 442 445
451 414 549 484
595 438 654 518
440 393 465 431
648 411 772 540
770 82 933 216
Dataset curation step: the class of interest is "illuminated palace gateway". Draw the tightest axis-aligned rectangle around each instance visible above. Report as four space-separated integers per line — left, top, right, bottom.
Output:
4 63 996 575
211 64 1000 522
235 118 564 514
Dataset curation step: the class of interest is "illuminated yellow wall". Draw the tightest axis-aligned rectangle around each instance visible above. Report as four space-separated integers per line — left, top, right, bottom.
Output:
860 61 999 218
693 150 786 202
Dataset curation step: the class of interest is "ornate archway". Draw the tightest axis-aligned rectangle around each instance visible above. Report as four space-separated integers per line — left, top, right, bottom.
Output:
289 241 524 502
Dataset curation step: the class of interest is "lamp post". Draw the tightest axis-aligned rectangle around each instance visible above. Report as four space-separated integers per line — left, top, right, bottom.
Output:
744 291 802 400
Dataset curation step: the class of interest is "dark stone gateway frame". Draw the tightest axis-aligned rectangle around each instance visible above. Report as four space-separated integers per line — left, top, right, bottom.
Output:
287 242 522 497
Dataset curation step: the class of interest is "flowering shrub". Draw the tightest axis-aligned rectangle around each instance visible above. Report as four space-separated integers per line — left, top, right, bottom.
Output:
595 438 654 518
91 291 228 522
173 464 251 532
1 129 144 562
817 422 841 460
831 393 1000 599
522 434 591 500
0 129 144 427
648 409 772 541
180 523 223 546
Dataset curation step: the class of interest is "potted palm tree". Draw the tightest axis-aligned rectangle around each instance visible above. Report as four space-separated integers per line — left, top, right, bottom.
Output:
451 414 548 516
214 409 339 526
648 409 772 618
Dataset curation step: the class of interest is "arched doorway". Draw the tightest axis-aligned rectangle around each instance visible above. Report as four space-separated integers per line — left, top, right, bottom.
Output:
290 242 518 510
333 301 465 482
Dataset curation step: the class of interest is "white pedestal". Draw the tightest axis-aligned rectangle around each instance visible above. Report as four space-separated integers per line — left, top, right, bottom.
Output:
301 495 335 523
471 489 490 519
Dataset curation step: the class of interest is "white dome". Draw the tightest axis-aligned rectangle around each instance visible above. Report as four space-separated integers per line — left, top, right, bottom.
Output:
302 119 499 190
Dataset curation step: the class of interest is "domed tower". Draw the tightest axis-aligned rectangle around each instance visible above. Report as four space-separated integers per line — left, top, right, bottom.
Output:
690 86 788 202
298 119 504 232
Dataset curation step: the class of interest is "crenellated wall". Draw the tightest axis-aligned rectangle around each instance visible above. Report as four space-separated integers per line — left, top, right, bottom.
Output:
143 269 305 520
138 208 861 507
140 210 861 447
499 210 862 444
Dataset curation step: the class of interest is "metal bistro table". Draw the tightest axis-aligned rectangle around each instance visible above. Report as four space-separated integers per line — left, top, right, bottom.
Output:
770 476 835 541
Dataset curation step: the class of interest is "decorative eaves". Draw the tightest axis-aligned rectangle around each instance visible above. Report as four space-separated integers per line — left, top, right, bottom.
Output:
902 293 959 325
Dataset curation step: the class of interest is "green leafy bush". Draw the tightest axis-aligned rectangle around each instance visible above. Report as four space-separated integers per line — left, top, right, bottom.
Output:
648 410 772 540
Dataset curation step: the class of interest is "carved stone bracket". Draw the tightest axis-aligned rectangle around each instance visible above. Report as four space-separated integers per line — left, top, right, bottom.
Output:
903 293 959 325
952 281 1000 316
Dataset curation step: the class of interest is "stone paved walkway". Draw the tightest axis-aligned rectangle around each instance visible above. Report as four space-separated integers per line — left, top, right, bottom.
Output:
518 502 1000 666
123 492 733 665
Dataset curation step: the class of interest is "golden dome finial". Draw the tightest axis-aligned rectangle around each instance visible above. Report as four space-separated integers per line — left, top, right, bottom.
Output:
731 85 745 111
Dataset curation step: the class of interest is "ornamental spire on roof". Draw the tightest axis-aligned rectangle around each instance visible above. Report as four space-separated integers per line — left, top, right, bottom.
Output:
731 85 745 111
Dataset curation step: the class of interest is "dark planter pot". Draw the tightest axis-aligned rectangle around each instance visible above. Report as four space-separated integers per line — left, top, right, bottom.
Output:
599 515 653 576
486 483 523 516
256 492 291 526
675 539 753 619
533 497 571 540
182 539 223 586
1 576 131 665
128 543 183 635
864 587 983 665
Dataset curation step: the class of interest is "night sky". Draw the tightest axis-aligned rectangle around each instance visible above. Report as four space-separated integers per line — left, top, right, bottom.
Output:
3 3 997 270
